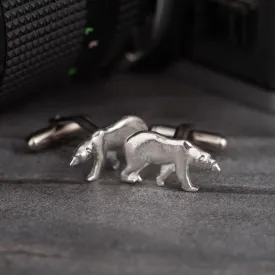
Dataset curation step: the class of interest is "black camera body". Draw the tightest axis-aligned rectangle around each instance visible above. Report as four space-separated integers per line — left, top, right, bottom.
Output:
0 0 138 105
1 0 275 111
0 3 4 80
131 0 275 111
180 0 275 111
181 0 269 87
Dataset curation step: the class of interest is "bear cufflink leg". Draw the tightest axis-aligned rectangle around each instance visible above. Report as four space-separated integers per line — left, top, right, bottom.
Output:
87 170 100 182
156 163 199 192
156 164 174 187
176 164 199 192
122 173 143 183
107 151 120 170
121 163 148 183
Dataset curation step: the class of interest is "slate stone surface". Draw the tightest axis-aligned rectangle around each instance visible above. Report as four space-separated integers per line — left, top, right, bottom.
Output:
1 69 275 274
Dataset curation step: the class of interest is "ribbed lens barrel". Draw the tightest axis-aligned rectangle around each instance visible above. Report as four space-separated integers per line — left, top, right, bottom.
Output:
0 0 138 100
0 3 5 82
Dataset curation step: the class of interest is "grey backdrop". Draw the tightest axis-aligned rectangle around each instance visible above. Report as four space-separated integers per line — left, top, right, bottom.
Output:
1 68 275 274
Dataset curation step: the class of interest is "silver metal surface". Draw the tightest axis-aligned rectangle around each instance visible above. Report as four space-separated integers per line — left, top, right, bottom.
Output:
150 125 176 138
27 122 83 150
26 115 97 151
121 131 221 192
191 131 228 152
150 124 228 152
70 116 148 181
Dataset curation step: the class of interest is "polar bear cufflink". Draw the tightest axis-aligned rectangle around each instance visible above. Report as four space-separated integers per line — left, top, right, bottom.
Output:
69 117 221 190
70 116 148 182
121 131 221 192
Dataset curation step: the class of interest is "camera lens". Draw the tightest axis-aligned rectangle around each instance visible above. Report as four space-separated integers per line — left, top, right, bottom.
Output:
0 0 138 99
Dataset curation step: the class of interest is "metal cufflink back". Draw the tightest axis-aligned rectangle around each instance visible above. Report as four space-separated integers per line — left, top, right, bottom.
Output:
150 123 227 153
26 115 98 151
27 115 228 154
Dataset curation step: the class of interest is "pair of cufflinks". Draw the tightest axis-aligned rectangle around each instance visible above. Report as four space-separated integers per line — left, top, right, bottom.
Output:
27 115 227 192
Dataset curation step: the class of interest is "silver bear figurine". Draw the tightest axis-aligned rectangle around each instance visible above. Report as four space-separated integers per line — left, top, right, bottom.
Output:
70 116 148 181
121 131 221 192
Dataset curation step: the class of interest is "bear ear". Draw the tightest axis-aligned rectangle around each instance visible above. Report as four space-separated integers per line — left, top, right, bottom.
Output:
183 141 192 150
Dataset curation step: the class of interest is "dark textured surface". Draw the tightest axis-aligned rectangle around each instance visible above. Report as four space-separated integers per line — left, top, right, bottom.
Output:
1 70 275 274
1 0 86 93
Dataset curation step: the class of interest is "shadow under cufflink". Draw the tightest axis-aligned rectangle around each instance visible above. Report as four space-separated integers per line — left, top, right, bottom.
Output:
198 186 275 195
